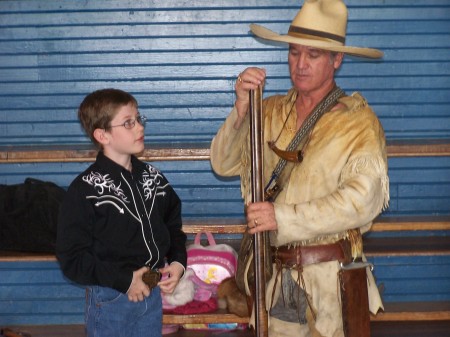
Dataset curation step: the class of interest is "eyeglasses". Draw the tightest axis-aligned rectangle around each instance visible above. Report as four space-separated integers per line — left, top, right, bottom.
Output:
109 114 147 129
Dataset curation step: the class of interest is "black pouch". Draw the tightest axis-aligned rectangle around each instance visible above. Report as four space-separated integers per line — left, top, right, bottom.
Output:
0 178 66 253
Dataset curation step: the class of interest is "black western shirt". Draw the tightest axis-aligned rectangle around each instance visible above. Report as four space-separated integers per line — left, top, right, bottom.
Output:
56 152 187 293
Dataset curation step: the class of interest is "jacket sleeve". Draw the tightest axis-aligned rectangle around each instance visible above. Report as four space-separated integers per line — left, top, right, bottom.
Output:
210 106 250 177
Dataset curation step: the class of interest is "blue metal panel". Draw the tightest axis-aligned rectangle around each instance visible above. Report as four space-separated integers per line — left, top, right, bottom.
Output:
0 260 84 325
384 156 450 216
0 0 449 145
367 255 450 303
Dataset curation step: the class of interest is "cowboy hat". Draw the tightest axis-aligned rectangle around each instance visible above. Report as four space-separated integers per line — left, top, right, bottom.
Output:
250 0 383 59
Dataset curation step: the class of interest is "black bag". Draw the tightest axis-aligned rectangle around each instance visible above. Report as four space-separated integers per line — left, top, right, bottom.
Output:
0 178 66 253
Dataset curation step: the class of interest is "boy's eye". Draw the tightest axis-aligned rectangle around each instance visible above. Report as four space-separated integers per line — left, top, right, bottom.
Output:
123 119 134 129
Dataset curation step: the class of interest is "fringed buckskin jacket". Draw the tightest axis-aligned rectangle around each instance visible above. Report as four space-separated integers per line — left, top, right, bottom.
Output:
210 88 389 316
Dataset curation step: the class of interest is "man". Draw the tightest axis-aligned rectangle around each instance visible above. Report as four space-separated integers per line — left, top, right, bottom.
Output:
210 0 389 336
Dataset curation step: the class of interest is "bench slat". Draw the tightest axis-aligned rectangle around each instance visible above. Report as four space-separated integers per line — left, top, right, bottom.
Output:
162 302 450 324
1 140 449 163
1 216 449 262
370 301 450 321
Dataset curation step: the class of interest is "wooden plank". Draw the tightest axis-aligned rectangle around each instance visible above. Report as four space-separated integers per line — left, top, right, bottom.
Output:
387 139 450 157
182 216 450 233
0 145 210 163
163 302 450 324
0 251 56 262
182 220 247 234
163 309 248 325
371 302 450 322
371 215 450 231
1 140 449 163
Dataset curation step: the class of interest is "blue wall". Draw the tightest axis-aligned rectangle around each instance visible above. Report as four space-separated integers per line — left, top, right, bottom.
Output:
0 0 449 145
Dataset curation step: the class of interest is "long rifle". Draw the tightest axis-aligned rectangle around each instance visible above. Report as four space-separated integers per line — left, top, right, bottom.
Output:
249 86 268 337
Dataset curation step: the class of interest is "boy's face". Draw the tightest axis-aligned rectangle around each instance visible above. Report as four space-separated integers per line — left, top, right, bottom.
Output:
101 103 145 163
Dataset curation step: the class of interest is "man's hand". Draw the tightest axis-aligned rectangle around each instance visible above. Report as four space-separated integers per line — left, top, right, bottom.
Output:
246 201 277 234
234 67 266 129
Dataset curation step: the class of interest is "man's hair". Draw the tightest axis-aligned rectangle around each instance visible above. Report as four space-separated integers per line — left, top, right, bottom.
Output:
78 88 138 147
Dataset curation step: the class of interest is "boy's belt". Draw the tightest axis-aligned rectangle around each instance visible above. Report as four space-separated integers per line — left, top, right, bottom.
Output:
271 239 352 267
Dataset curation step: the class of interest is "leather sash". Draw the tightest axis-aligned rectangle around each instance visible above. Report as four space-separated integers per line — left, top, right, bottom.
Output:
271 239 352 267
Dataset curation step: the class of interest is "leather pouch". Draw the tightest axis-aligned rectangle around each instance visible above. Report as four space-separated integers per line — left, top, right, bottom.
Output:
339 267 371 337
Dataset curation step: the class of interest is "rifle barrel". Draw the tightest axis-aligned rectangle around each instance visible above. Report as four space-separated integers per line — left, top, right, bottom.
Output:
249 86 268 337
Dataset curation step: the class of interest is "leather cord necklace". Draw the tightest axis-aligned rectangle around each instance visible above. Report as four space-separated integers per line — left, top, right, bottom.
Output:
264 86 345 201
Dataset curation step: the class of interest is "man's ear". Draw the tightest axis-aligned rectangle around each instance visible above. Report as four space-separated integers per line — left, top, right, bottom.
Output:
93 128 110 146
334 52 344 70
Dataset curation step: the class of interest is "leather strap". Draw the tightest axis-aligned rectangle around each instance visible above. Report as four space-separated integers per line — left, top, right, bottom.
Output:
271 239 352 268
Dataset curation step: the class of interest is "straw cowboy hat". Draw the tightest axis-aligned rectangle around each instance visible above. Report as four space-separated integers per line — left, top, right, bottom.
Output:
250 0 383 59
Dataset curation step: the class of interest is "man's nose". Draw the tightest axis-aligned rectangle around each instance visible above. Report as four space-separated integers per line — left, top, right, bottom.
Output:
296 54 307 69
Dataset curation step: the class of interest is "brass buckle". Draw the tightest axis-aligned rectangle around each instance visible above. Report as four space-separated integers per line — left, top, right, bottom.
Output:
142 269 161 289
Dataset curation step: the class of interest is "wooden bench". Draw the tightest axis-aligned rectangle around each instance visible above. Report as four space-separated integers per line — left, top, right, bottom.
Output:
1 217 449 324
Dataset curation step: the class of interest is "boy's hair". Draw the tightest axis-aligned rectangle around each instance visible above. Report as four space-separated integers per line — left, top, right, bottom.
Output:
78 88 138 147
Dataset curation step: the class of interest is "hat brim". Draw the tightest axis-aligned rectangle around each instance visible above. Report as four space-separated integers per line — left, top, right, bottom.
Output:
250 24 383 59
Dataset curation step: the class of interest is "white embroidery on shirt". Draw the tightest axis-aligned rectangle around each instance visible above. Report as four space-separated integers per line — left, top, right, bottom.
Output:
141 165 166 200
82 171 129 203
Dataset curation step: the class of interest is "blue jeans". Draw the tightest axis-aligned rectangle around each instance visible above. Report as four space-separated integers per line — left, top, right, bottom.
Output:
85 285 162 337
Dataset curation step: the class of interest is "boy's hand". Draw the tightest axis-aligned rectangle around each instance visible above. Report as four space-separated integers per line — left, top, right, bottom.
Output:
127 266 151 302
158 262 185 294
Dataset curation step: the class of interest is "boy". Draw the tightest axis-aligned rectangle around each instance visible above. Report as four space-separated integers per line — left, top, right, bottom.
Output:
56 88 187 337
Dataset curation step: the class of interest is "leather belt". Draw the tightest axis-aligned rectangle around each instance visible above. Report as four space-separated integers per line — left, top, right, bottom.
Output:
271 239 352 268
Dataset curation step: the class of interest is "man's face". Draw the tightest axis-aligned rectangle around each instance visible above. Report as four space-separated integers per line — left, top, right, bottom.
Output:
288 44 343 95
